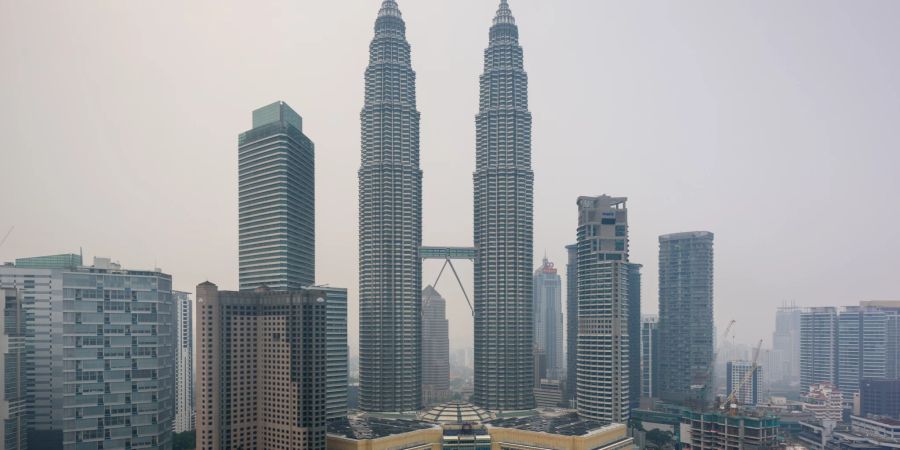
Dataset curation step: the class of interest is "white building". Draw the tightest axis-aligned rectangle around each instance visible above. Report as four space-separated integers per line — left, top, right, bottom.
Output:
726 360 763 406
802 383 844 423
174 291 194 433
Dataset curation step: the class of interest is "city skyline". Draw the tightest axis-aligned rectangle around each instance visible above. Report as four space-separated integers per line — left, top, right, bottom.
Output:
3 1 900 357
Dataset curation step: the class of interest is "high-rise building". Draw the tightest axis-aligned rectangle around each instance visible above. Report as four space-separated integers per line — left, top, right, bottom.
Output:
358 0 423 412
1 288 27 450
422 286 450 406
473 0 535 411
0 254 79 438
657 231 715 404
627 263 642 412
533 258 563 381
726 361 763 406
575 195 630 423
800 307 838 393
174 291 194 433
317 286 349 420
641 315 659 399
62 258 175 450
859 379 900 419
565 244 577 403
238 101 315 291
196 283 328 450
837 302 900 402
771 305 802 386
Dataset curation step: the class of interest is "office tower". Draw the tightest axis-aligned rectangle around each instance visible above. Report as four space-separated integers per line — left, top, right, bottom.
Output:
317 286 349 420
565 244 577 402
771 305 802 385
1 288 26 450
196 283 328 450
174 291 194 433
238 101 315 291
533 257 563 380
62 258 175 450
0 253 80 444
837 302 900 402
421 286 450 406
658 231 715 404
641 315 659 398
473 0 535 411
800 307 838 393
627 263 642 412
575 195 630 423
358 0 423 412
726 361 763 406
859 379 900 419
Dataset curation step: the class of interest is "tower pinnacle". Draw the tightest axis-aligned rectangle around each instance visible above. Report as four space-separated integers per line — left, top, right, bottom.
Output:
494 0 515 25
378 0 401 18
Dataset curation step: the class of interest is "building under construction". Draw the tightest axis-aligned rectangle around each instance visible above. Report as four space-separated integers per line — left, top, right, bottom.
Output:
679 410 780 450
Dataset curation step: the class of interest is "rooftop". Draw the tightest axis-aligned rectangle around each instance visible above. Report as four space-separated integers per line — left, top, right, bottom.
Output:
421 402 495 424
486 412 617 437
327 416 436 440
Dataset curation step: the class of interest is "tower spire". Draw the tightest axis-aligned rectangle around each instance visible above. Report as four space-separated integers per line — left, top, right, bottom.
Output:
378 0 401 18
494 0 515 25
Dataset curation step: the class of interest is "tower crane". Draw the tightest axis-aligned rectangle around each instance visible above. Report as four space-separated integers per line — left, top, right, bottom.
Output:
722 339 763 415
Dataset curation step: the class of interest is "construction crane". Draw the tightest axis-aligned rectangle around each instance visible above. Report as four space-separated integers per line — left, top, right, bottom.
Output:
0 226 13 250
690 319 736 409
722 339 763 415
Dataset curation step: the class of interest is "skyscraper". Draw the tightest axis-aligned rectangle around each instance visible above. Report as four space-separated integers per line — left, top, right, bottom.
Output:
641 315 660 398
627 263 642 412
533 258 564 381
196 283 328 450
174 291 194 433
421 286 450 406
473 0 535 411
800 307 838 393
726 361 763 406
62 258 175 450
1 288 26 450
565 244 577 403
771 306 802 386
358 0 423 412
238 101 315 291
837 302 900 402
658 231 715 404
575 195 630 423
319 286 349 420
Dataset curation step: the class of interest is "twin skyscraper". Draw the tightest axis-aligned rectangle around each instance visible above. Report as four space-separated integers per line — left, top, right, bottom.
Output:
359 0 536 412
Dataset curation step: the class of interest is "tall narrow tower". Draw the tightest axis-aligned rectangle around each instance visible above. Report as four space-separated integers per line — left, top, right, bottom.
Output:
358 0 423 412
474 0 535 410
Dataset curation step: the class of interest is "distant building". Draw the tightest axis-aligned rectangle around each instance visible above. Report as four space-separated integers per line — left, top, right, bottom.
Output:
801 307 839 393
801 383 844 423
533 258 564 380
1 288 27 450
627 263 642 412
174 291 194 432
422 286 450 406
837 302 900 402
238 101 315 291
196 283 328 450
61 258 175 450
859 379 900 419
319 286 349 420
658 231 715 404
641 315 659 399
575 195 630 423
533 379 565 408
843 415 900 447
565 243 577 403
726 361 763 406
771 305 802 386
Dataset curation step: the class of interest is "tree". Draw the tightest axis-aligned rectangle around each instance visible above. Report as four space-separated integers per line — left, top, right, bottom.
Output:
173 431 196 450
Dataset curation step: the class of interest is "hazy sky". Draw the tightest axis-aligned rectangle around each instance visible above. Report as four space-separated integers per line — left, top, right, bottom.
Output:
2 0 899 354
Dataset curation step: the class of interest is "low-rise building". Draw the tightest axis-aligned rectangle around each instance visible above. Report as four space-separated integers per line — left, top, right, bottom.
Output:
803 383 845 423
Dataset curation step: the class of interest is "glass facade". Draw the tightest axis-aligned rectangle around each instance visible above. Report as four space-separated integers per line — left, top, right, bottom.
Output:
2 289 27 450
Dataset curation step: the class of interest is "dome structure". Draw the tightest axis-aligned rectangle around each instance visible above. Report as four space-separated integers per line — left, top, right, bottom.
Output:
420 402 495 424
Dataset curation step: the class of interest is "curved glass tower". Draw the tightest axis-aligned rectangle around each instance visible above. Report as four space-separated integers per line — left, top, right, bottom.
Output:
473 0 535 410
358 0 423 412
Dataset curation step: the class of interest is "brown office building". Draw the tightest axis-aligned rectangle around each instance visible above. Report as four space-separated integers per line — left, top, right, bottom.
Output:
196 282 328 450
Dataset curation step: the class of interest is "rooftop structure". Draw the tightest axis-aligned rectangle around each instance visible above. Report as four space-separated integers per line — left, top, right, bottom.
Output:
420 402 494 425
679 410 780 450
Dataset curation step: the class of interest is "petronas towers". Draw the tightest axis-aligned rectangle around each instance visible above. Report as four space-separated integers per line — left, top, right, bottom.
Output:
359 0 534 412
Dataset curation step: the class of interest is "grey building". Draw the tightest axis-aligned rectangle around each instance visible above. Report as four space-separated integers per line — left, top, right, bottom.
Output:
627 263 642 412
358 0 423 412
771 305 802 386
473 0 535 411
565 244 577 403
174 291 193 433
196 283 328 450
317 286 349 420
62 258 175 450
657 231 715 404
238 101 315 291
641 315 659 398
575 195 630 424
800 307 838 393
422 286 450 406
726 361 763 406
1 288 27 450
533 258 564 381
0 253 81 444
837 302 900 402
859 379 900 419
